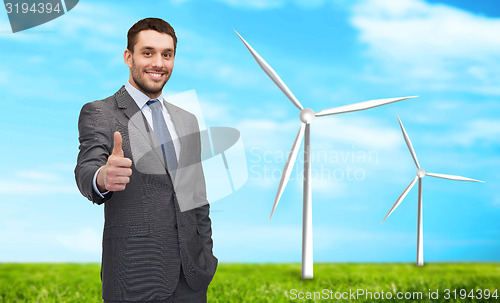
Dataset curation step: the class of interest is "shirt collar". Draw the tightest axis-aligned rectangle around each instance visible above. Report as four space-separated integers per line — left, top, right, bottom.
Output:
125 81 165 110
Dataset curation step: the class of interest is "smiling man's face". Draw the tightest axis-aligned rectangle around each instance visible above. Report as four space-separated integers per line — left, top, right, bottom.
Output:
124 30 175 99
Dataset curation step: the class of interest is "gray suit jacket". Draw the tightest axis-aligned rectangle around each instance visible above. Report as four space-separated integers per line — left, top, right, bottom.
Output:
75 86 217 302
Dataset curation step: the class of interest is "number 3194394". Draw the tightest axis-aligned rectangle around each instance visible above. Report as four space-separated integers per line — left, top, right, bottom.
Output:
443 288 498 300
5 2 62 14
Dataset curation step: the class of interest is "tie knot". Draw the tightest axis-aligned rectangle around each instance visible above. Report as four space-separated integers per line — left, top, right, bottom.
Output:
146 99 161 109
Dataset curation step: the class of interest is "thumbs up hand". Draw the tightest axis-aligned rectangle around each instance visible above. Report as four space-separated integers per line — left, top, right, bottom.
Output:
111 130 125 157
97 132 133 192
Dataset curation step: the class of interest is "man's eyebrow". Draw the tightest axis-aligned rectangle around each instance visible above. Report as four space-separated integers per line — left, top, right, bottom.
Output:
139 46 174 52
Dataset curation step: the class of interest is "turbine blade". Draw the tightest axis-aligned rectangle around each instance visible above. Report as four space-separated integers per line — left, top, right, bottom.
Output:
270 123 306 220
235 30 304 111
315 96 417 117
397 115 420 169
426 172 484 183
381 176 418 223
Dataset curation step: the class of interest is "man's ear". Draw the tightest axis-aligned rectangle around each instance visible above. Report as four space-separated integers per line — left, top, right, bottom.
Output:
124 49 132 68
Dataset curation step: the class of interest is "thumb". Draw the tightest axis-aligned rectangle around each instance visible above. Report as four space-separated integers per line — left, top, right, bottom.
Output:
112 131 124 157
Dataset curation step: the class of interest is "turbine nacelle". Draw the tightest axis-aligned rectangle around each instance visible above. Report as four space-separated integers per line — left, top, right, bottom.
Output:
299 108 315 124
416 168 426 179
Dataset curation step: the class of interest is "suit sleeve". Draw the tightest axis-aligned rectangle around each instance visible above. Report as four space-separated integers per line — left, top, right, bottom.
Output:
74 102 114 205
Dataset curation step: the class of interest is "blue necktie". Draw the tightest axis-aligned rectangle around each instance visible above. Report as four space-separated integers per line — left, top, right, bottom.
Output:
146 99 178 177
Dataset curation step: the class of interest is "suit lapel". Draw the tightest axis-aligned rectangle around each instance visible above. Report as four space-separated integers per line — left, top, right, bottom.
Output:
114 86 166 168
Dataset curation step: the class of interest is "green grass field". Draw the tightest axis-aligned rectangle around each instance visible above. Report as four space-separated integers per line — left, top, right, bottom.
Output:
0 263 498 302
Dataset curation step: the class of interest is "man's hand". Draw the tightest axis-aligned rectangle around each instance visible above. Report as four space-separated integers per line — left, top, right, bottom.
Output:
97 131 133 192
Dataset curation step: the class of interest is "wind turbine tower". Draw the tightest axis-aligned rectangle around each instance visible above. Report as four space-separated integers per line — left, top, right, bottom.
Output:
382 116 483 266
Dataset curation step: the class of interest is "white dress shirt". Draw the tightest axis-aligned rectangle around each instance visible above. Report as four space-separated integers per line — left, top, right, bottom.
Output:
93 82 181 197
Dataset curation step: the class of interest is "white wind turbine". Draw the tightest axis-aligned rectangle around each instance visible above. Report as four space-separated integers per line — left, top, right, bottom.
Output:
382 116 484 266
235 30 417 279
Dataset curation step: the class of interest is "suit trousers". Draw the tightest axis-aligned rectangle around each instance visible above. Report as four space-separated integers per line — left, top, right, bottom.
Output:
104 265 207 303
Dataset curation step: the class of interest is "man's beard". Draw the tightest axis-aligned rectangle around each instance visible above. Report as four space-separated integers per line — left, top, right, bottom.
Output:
130 63 170 97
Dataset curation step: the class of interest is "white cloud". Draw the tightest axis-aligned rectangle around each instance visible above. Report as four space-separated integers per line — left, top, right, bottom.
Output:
313 116 401 151
237 115 401 153
351 0 500 94
0 17 12 33
448 118 500 147
0 2 127 105
177 57 263 88
312 226 415 251
171 0 191 4
0 180 77 195
0 21 45 42
0 2 126 52
54 227 101 253
213 222 415 262
214 0 285 9
293 0 328 9
0 220 101 261
352 0 500 61
213 224 300 261
211 0 343 10
54 2 127 53
237 118 298 151
0 164 79 195
0 70 7 84
197 93 234 123
238 113 405 197
494 196 500 208
15 170 61 182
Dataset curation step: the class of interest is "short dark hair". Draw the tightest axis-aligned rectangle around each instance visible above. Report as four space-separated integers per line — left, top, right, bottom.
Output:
127 18 177 53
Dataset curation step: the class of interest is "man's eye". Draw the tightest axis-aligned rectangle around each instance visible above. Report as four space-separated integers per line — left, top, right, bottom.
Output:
144 52 152 56
163 54 171 58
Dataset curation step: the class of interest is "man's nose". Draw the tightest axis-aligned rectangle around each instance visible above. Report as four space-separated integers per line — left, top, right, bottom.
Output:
151 54 164 68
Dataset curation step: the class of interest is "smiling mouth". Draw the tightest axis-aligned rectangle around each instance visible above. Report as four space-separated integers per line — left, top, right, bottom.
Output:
147 72 166 80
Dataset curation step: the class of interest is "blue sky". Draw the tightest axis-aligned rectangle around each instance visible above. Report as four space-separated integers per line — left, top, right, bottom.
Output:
0 0 498 264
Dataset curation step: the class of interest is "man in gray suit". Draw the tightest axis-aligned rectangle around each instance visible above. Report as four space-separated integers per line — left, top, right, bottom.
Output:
75 18 217 302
